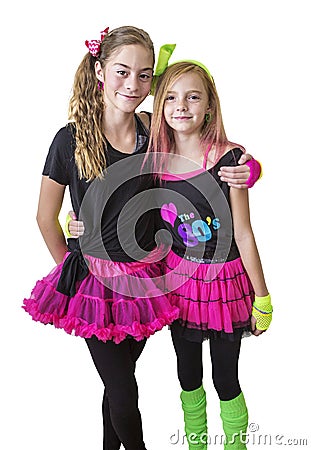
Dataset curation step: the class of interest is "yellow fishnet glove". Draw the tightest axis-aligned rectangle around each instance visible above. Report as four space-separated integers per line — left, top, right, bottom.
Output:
252 294 273 331
257 160 263 179
64 213 73 238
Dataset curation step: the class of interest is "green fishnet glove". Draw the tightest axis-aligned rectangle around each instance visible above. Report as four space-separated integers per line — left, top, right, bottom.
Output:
252 294 273 331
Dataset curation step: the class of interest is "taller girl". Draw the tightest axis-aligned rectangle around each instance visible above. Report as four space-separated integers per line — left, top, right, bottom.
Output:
22 26 179 450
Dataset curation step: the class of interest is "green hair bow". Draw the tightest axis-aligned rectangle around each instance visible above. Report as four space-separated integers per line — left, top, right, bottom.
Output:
151 44 176 95
151 43 214 95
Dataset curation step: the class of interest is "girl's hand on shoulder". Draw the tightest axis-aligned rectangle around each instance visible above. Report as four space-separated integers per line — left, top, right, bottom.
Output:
66 210 85 238
218 153 253 189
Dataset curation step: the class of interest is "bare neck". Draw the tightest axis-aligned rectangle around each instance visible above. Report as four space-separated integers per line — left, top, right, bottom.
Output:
103 111 137 154
167 133 205 173
173 134 204 163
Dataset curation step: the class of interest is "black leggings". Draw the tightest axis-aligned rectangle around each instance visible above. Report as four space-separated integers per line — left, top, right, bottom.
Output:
85 336 147 450
170 327 242 401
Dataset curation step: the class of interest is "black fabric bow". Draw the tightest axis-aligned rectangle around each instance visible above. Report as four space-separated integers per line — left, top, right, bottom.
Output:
56 239 89 297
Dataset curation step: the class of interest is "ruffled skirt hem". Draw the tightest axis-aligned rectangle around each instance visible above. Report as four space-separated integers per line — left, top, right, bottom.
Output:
23 296 179 344
22 253 179 344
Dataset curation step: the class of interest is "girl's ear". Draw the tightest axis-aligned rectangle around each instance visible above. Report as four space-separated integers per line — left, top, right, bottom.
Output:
95 61 104 82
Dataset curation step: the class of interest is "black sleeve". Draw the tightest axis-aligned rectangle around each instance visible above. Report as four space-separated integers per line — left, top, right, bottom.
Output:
42 125 75 186
223 147 244 167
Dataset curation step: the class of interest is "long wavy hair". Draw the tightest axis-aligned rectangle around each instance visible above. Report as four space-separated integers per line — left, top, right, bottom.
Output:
147 62 244 179
68 26 154 181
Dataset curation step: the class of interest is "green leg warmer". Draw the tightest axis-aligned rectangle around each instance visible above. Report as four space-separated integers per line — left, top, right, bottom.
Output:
180 385 207 450
220 392 248 449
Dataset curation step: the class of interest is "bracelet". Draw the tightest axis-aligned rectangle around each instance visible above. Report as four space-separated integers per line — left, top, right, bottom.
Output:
253 304 273 315
245 159 262 188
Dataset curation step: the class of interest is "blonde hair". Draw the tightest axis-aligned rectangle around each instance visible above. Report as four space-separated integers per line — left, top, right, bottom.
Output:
68 26 154 181
147 62 244 178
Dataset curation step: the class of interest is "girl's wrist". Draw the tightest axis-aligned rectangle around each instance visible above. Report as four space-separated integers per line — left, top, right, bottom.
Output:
254 291 269 299
253 293 272 311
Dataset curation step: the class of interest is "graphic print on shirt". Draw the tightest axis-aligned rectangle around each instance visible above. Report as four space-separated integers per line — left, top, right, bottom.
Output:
160 202 220 248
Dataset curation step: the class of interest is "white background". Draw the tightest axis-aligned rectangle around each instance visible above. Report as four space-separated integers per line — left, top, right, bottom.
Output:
1 0 311 449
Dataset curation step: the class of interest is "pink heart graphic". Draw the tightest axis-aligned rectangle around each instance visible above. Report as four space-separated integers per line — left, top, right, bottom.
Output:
160 203 178 227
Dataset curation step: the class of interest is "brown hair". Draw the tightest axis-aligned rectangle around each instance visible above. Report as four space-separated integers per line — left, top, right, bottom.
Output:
68 26 155 181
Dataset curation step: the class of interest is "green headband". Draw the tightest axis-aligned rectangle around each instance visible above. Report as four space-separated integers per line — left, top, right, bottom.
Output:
151 44 214 95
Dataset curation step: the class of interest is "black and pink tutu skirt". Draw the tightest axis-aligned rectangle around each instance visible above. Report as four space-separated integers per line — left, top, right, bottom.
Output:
163 250 254 341
22 249 179 344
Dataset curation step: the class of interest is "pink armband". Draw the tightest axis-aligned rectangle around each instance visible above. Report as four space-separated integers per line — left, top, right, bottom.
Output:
245 159 262 188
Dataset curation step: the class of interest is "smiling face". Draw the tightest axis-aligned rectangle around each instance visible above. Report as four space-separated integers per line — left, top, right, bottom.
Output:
163 71 210 137
96 44 153 114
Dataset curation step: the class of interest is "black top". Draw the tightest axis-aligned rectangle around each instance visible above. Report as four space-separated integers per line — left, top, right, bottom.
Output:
156 148 243 263
43 114 156 262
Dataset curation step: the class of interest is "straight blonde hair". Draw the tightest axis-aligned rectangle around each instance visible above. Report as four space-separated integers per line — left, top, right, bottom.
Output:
147 62 244 178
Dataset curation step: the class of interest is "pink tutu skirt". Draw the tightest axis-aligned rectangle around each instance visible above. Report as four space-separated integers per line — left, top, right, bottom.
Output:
163 250 254 336
22 251 179 344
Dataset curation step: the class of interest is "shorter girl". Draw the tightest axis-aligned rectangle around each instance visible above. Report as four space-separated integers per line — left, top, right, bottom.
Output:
147 46 273 449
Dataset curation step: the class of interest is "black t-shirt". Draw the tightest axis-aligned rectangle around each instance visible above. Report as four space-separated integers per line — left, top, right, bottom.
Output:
156 148 243 263
43 114 156 262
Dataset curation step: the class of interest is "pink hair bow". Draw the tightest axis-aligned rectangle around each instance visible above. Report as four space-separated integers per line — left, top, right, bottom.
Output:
85 27 109 57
